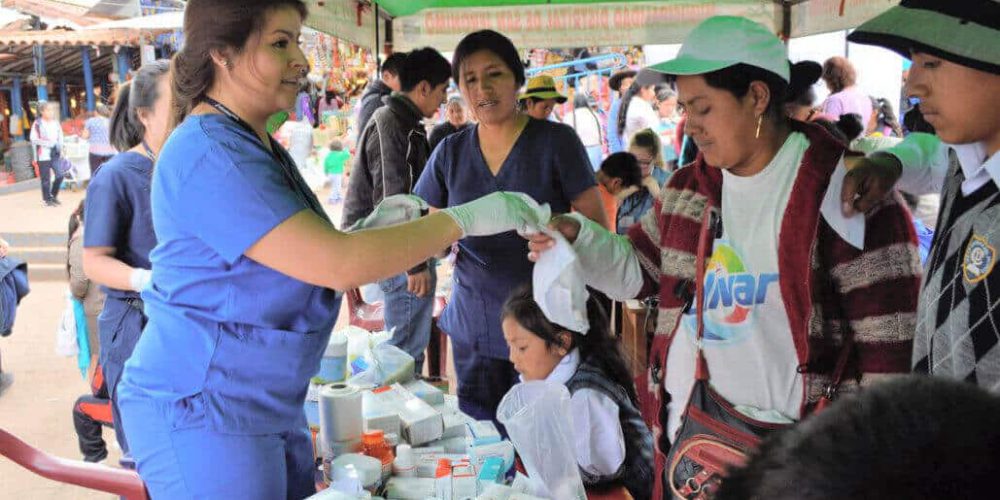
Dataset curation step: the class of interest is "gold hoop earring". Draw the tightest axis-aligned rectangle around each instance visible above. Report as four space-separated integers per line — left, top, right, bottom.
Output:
755 114 763 139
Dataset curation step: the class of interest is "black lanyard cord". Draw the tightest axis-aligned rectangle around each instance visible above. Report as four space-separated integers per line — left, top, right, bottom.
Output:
201 97 328 221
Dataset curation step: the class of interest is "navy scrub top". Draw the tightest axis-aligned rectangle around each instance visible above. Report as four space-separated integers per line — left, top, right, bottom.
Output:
120 114 341 435
83 152 156 299
414 117 597 358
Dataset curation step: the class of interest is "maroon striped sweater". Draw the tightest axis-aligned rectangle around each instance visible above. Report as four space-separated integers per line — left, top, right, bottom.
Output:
626 121 921 498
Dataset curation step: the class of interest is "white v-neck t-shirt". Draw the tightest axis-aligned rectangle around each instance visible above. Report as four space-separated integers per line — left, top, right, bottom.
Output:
664 132 809 440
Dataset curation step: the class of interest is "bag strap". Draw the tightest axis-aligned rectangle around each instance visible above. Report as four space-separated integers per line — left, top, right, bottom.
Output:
693 206 720 382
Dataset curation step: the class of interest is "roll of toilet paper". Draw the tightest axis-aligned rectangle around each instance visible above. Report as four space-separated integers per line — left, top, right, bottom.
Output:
319 383 363 447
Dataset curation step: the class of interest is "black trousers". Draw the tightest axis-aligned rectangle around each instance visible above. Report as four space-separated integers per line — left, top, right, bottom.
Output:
38 160 64 202
72 365 112 462
88 153 113 177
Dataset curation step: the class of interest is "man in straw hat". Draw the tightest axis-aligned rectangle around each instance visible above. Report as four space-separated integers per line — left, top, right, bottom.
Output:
841 0 1000 391
519 74 567 120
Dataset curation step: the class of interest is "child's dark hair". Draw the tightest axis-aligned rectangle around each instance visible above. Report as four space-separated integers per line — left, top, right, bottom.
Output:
600 152 642 188
717 375 1000 500
501 284 638 404
328 139 343 151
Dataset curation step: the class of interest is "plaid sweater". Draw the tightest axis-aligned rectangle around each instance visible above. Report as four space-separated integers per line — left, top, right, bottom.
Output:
626 121 921 499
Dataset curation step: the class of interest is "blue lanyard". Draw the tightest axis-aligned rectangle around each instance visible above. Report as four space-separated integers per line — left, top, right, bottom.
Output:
202 97 328 222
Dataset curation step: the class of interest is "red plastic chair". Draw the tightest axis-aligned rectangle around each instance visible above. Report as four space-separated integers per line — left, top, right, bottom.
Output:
0 428 148 500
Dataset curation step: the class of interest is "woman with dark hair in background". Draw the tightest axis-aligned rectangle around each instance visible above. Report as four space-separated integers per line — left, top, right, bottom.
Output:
415 29 608 425
115 3 537 496
82 60 171 457
528 16 920 498
563 92 604 171
618 78 658 146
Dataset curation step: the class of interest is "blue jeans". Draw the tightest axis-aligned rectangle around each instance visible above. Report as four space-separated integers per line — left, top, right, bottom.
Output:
378 266 437 372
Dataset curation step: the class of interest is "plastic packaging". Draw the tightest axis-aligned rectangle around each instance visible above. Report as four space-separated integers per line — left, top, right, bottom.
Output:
327 453 383 491
349 342 416 387
497 381 586 500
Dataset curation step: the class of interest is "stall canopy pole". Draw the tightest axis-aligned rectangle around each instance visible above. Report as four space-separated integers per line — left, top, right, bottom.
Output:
11 76 23 139
81 47 95 112
33 45 48 102
117 48 130 83
374 1 381 73
60 79 69 118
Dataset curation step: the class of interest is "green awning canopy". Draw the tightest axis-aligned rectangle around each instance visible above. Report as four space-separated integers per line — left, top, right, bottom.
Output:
375 0 643 18
309 0 898 51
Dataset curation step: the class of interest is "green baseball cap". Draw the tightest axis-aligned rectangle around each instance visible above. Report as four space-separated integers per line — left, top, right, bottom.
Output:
648 16 790 83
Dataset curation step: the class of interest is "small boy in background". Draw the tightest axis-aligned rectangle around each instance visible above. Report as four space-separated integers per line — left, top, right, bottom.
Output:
324 139 349 204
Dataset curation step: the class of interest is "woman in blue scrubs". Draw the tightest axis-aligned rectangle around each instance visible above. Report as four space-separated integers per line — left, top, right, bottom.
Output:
414 30 609 424
116 2 537 498
82 60 171 456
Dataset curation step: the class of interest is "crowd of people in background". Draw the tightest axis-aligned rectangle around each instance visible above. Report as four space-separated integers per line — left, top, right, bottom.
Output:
2 0 998 498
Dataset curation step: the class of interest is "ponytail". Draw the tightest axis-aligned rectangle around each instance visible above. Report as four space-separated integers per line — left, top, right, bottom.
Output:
617 81 639 138
109 60 171 151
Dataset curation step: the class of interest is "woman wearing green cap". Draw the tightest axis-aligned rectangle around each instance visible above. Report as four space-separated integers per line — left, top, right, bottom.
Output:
527 15 921 498
840 0 1000 393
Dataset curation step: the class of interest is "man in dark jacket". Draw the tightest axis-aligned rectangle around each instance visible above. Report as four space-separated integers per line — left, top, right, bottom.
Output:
356 52 408 141
343 48 451 372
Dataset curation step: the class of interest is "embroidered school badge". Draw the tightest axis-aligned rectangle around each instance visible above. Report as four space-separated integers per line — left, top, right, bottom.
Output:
963 235 996 284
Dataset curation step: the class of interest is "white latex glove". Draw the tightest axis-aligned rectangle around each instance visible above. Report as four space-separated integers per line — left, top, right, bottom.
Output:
347 194 429 232
129 268 152 292
442 192 542 237
564 213 644 301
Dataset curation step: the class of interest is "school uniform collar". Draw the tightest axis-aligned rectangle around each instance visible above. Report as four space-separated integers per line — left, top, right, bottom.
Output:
950 142 1000 189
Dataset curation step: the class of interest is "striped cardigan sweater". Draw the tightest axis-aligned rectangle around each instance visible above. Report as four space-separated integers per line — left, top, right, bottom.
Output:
626 121 921 499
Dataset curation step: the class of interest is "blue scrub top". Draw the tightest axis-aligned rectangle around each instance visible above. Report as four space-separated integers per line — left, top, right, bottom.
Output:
414 117 596 358
83 152 156 300
120 114 341 435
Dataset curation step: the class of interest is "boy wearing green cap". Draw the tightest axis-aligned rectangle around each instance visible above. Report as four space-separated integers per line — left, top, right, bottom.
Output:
843 0 1000 390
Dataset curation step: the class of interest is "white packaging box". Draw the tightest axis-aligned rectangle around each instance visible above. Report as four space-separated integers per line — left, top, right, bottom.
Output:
367 384 444 445
402 379 446 406
413 452 470 478
361 390 402 436
434 404 474 439
465 420 502 448
384 477 437 500
470 440 515 473
451 463 479 499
